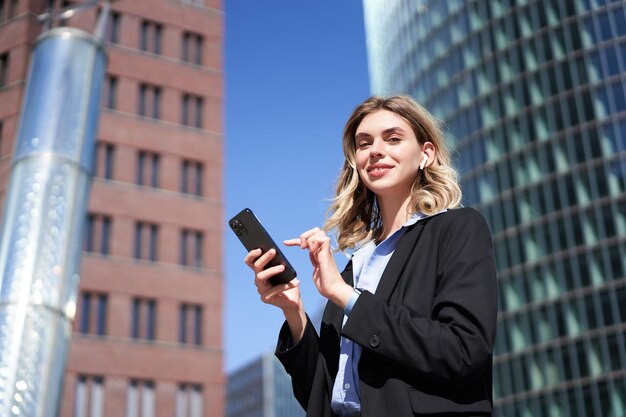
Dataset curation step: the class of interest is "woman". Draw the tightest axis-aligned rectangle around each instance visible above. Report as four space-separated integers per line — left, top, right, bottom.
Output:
245 95 497 417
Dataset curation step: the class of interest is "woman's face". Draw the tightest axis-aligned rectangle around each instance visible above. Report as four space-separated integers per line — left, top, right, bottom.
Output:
354 110 423 201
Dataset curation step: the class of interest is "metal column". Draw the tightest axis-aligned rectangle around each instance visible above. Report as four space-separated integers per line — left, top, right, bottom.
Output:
0 27 106 417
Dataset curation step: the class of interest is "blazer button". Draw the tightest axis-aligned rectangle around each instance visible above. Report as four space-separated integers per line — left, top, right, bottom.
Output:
369 334 380 348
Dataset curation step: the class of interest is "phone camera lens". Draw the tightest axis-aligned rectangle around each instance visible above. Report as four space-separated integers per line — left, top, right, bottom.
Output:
230 219 247 236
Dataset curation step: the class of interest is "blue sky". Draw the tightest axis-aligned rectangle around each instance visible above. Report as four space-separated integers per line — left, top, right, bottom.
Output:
224 1 370 372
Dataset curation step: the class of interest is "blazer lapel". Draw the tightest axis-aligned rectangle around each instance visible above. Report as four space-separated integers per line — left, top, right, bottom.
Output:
340 259 354 287
334 260 354 330
319 259 354 379
326 259 354 332
375 220 426 301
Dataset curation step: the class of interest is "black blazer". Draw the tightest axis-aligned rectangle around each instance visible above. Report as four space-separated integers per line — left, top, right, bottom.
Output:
276 208 498 417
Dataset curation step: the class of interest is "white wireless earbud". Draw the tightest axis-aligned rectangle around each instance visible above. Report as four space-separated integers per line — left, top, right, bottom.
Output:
419 153 428 170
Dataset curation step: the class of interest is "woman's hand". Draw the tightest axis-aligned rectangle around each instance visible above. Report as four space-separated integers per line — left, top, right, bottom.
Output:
244 248 302 312
285 228 353 309
244 248 307 343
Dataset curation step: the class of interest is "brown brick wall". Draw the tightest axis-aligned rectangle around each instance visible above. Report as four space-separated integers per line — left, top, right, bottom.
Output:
0 0 224 415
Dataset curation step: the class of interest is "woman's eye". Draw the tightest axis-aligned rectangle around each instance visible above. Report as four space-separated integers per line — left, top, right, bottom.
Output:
387 136 401 142
357 141 370 148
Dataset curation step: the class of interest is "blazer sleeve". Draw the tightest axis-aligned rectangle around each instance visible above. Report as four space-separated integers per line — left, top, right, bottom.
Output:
341 208 498 384
274 315 320 409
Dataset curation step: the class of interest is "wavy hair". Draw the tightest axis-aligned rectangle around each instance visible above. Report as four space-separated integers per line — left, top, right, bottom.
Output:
324 95 462 251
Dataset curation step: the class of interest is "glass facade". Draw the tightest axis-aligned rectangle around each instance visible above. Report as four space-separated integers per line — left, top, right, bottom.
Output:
226 352 305 417
363 0 626 416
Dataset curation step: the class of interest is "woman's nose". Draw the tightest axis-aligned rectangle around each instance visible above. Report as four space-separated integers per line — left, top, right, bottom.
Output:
369 139 385 157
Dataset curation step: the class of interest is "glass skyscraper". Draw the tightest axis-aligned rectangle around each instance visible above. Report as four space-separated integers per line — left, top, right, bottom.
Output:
363 1 626 416
226 352 305 417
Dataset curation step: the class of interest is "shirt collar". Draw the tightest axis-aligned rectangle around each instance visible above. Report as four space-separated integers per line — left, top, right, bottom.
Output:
345 209 448 259
404 208 448 227
403 211 424 227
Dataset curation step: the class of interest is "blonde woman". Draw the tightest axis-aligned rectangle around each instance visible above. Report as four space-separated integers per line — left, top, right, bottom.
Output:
245 95 498 417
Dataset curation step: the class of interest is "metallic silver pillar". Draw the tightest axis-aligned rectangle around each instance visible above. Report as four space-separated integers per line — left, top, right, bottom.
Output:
0 27 106 417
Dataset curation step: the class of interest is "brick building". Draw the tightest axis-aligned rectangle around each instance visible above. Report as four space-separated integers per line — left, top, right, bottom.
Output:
0 1 224 416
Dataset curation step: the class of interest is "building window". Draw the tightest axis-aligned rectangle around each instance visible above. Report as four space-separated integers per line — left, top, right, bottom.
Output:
127 379 155 417
0 52 8 88
136 150 160 187
78 292 107 336
0 0 17 23
131 298 156 340
58 0 75 27
8 0 17 19
106 11 120 44
179 303 202 345
103 75 117 110
84 214 112 255
180 229 203 268
134 221 158 262
181 31 203 65
181 93 203 128
175 384 203 417
181 159 203 196
140 20 162 54
95 142 115 180
74 375 104 417
138 83 161 119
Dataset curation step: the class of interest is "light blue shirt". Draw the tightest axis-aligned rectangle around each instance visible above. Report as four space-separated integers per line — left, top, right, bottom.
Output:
330 212 425 417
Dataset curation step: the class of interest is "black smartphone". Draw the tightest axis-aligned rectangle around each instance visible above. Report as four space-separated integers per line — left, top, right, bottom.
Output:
229 208 297 285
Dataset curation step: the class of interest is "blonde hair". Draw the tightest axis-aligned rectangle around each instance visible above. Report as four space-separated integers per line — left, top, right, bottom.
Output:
324 95 462 251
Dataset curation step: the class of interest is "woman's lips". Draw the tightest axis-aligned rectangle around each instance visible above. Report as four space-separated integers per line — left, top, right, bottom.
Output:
367 164 393 178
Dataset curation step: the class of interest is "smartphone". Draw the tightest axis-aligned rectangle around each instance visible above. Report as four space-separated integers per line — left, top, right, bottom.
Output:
229 208 297 285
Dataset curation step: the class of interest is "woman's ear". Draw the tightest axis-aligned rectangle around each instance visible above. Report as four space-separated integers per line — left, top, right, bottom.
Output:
420 141 436 170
